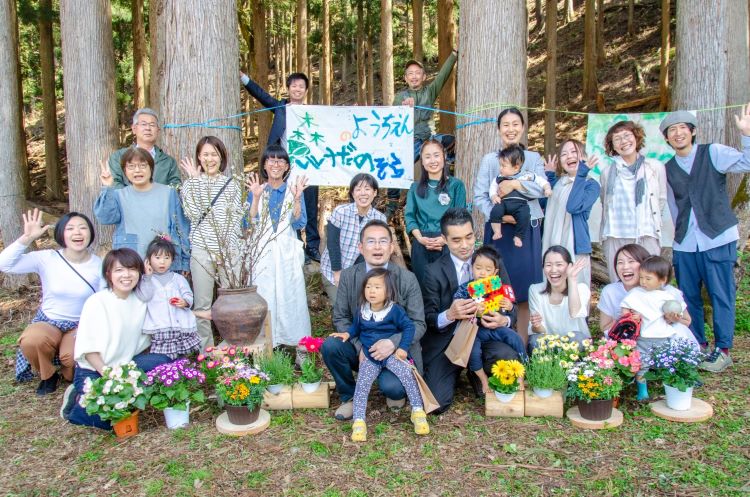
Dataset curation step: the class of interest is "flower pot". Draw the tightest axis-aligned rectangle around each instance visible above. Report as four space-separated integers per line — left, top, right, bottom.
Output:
113 411 140 440
493 391 517 403
664 385 693 411
532 387 553 399
266 384 284 395
578 399 614 421
300 381 321 394
212 286 268 345
226 404 260 425
164 403 190 429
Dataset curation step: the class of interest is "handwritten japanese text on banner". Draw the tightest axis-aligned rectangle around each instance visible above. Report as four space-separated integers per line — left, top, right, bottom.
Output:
285 105 415 189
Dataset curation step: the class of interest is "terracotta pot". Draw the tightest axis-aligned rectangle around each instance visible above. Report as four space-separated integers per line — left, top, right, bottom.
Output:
226 404 261 425
212 286 268 345
578 399 614 421
113 411 140 440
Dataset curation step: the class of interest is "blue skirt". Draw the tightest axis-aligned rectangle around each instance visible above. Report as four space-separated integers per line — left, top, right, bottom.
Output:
483 220 543 303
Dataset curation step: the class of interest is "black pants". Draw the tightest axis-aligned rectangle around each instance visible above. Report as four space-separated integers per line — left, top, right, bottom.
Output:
302 185 320 251
489 198 530 241
409 232 447 292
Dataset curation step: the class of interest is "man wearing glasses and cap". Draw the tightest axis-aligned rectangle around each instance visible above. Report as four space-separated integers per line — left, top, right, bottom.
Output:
659 104 750 373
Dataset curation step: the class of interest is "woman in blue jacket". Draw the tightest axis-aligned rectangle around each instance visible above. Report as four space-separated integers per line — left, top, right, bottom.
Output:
541 139 600 287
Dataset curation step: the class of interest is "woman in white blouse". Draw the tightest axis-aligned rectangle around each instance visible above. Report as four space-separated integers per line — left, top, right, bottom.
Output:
0 209 103 395
528 245 591 350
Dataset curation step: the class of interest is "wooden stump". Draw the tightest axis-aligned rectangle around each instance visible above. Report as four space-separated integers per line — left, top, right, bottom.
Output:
524 390 564 418
650 398 713 423
291 383 330 409
216 409 270 436
567 406 623 429
485 392 524 417
262 386 293 410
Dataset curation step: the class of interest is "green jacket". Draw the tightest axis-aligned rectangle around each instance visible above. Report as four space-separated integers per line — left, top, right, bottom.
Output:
108 145 181 189
393 52 457 140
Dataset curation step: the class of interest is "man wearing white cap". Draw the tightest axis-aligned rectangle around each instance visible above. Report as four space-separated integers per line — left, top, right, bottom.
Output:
659 104 750 372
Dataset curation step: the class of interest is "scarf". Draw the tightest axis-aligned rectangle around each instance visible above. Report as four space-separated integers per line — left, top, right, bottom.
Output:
606 154 646 207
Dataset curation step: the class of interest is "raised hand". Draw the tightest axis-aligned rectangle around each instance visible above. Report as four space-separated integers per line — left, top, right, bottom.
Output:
543 154 558 173
734 102 750 136
179 157 202 178
587 154 600 171
245 172 266 198
99 160 113 187
289 175 309 200
144 258 153 275
566 257 588 280
20 208 52 244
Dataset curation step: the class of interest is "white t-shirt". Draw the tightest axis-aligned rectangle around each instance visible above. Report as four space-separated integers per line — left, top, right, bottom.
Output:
597 281 628 322
0 241 104 321
74 290 150 371
527 282 591 337
621 285 687 339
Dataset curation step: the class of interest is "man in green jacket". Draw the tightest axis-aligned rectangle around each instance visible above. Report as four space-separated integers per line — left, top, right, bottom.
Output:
387 49 458 219
108 108 181 189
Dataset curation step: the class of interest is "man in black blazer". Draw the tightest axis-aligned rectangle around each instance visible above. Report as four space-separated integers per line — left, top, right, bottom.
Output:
321 220 426 420
422 208 521 413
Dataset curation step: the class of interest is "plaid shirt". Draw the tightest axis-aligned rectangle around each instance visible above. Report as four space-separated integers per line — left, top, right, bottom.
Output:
320 203 386 283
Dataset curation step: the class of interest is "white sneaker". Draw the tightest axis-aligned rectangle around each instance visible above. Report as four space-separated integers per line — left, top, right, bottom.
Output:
386 397 406 411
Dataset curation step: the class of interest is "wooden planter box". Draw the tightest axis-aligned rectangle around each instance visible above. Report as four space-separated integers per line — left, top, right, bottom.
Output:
524 390 564 418
262 386 293 410
485 391 524 417
262 382 332 410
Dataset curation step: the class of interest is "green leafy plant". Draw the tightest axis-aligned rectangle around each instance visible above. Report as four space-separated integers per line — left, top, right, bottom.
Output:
255 350 295 386
79 361 149 422
299 355 324 383
525 354 567 391
143 358 206 411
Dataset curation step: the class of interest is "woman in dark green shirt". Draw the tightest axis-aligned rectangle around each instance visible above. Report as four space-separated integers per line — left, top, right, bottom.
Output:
404 138 467 286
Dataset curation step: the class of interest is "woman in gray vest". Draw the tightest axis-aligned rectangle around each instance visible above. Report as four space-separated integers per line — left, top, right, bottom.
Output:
659 106 750 373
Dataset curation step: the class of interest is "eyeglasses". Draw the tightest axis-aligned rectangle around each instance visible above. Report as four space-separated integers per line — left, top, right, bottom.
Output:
125 163 150 171
266 159 287 166
364 238 391 248
136 122 158 129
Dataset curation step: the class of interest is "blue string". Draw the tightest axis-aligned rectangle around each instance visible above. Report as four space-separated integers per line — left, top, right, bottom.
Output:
162 104 285 131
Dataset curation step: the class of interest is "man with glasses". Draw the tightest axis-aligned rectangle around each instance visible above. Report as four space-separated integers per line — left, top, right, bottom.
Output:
321 219 426 420
107 108 181 189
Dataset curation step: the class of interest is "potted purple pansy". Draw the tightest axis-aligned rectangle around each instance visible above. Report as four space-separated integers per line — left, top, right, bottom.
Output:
144 358 206 429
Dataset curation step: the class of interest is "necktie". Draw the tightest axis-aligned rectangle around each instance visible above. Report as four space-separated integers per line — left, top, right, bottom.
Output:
460 262 471 285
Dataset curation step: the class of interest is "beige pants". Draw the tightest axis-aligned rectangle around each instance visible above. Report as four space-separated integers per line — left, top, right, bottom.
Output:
602 236 661 283
190 246 237 350
18 322 76 381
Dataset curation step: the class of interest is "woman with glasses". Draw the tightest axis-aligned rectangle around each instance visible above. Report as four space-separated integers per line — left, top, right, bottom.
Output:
245 144 311 354
94 147 191 271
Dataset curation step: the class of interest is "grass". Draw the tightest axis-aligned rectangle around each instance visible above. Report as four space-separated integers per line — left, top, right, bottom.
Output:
0 269 748 497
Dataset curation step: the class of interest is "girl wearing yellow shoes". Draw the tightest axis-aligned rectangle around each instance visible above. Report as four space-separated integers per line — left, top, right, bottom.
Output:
330 268 429 442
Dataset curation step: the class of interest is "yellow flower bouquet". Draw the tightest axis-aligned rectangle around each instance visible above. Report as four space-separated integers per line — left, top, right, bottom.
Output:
488 359 525 395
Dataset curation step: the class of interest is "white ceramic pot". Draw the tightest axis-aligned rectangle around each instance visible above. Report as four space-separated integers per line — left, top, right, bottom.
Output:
664 385 693 411
300 381 321 394
266 384 284 395
164 402 190 429
494 391 517 403
532 388 553 398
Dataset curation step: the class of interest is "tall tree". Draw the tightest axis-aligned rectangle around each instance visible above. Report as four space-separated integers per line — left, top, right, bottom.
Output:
627 0 635 36
60 0 119 250
380 0 394 105
321 0 332 104
658 0 669 110
39 0 62 200
456 0 527 216
356 0 367 105
132 0 147 108
534 0 543 29
12 0 28 197
0 0 26 286
582 0 598 100
596 0 605 64
565 0 575 23
250 0 271 149
437 0 456 133
366 0 375 105
412 0 423 63
673 0 750 251
544 0 557 157
296 0 308 75
151 0 241 175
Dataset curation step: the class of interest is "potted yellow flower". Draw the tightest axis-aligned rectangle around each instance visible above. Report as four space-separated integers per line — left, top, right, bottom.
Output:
488 359 525 403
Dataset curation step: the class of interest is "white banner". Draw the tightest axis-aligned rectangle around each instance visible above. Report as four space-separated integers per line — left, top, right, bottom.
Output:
285 105 415 189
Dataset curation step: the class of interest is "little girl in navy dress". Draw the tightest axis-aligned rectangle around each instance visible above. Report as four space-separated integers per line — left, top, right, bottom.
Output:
141 236 201 358
330 268 429 442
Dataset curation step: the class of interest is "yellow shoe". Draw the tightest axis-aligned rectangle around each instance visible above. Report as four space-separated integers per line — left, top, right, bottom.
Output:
411 409 430 435
351 419 367 442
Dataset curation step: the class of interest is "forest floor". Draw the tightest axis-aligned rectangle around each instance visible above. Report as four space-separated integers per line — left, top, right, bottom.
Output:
0 270 749 497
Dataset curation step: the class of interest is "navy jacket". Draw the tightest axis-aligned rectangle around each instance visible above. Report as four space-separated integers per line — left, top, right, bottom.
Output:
243 77 288 147
565 162 600 255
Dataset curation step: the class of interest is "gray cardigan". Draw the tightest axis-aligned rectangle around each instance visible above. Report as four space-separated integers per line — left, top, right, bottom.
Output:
333 262 426 373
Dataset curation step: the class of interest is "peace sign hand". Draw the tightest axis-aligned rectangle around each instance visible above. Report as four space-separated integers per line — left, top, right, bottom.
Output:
289 175 309 200
99 160 113 187
734 102 750 137
20 208 52 245
245 172 266 198
179 157 202 178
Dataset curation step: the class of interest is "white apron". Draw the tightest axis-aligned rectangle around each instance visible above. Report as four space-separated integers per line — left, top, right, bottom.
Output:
252 187 312 346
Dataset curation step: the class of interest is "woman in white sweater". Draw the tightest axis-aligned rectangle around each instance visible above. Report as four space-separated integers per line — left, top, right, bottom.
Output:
64 248 172 429
0 209 103 395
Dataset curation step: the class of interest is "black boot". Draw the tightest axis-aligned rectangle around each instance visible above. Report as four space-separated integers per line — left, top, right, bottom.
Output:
36 372 59 396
